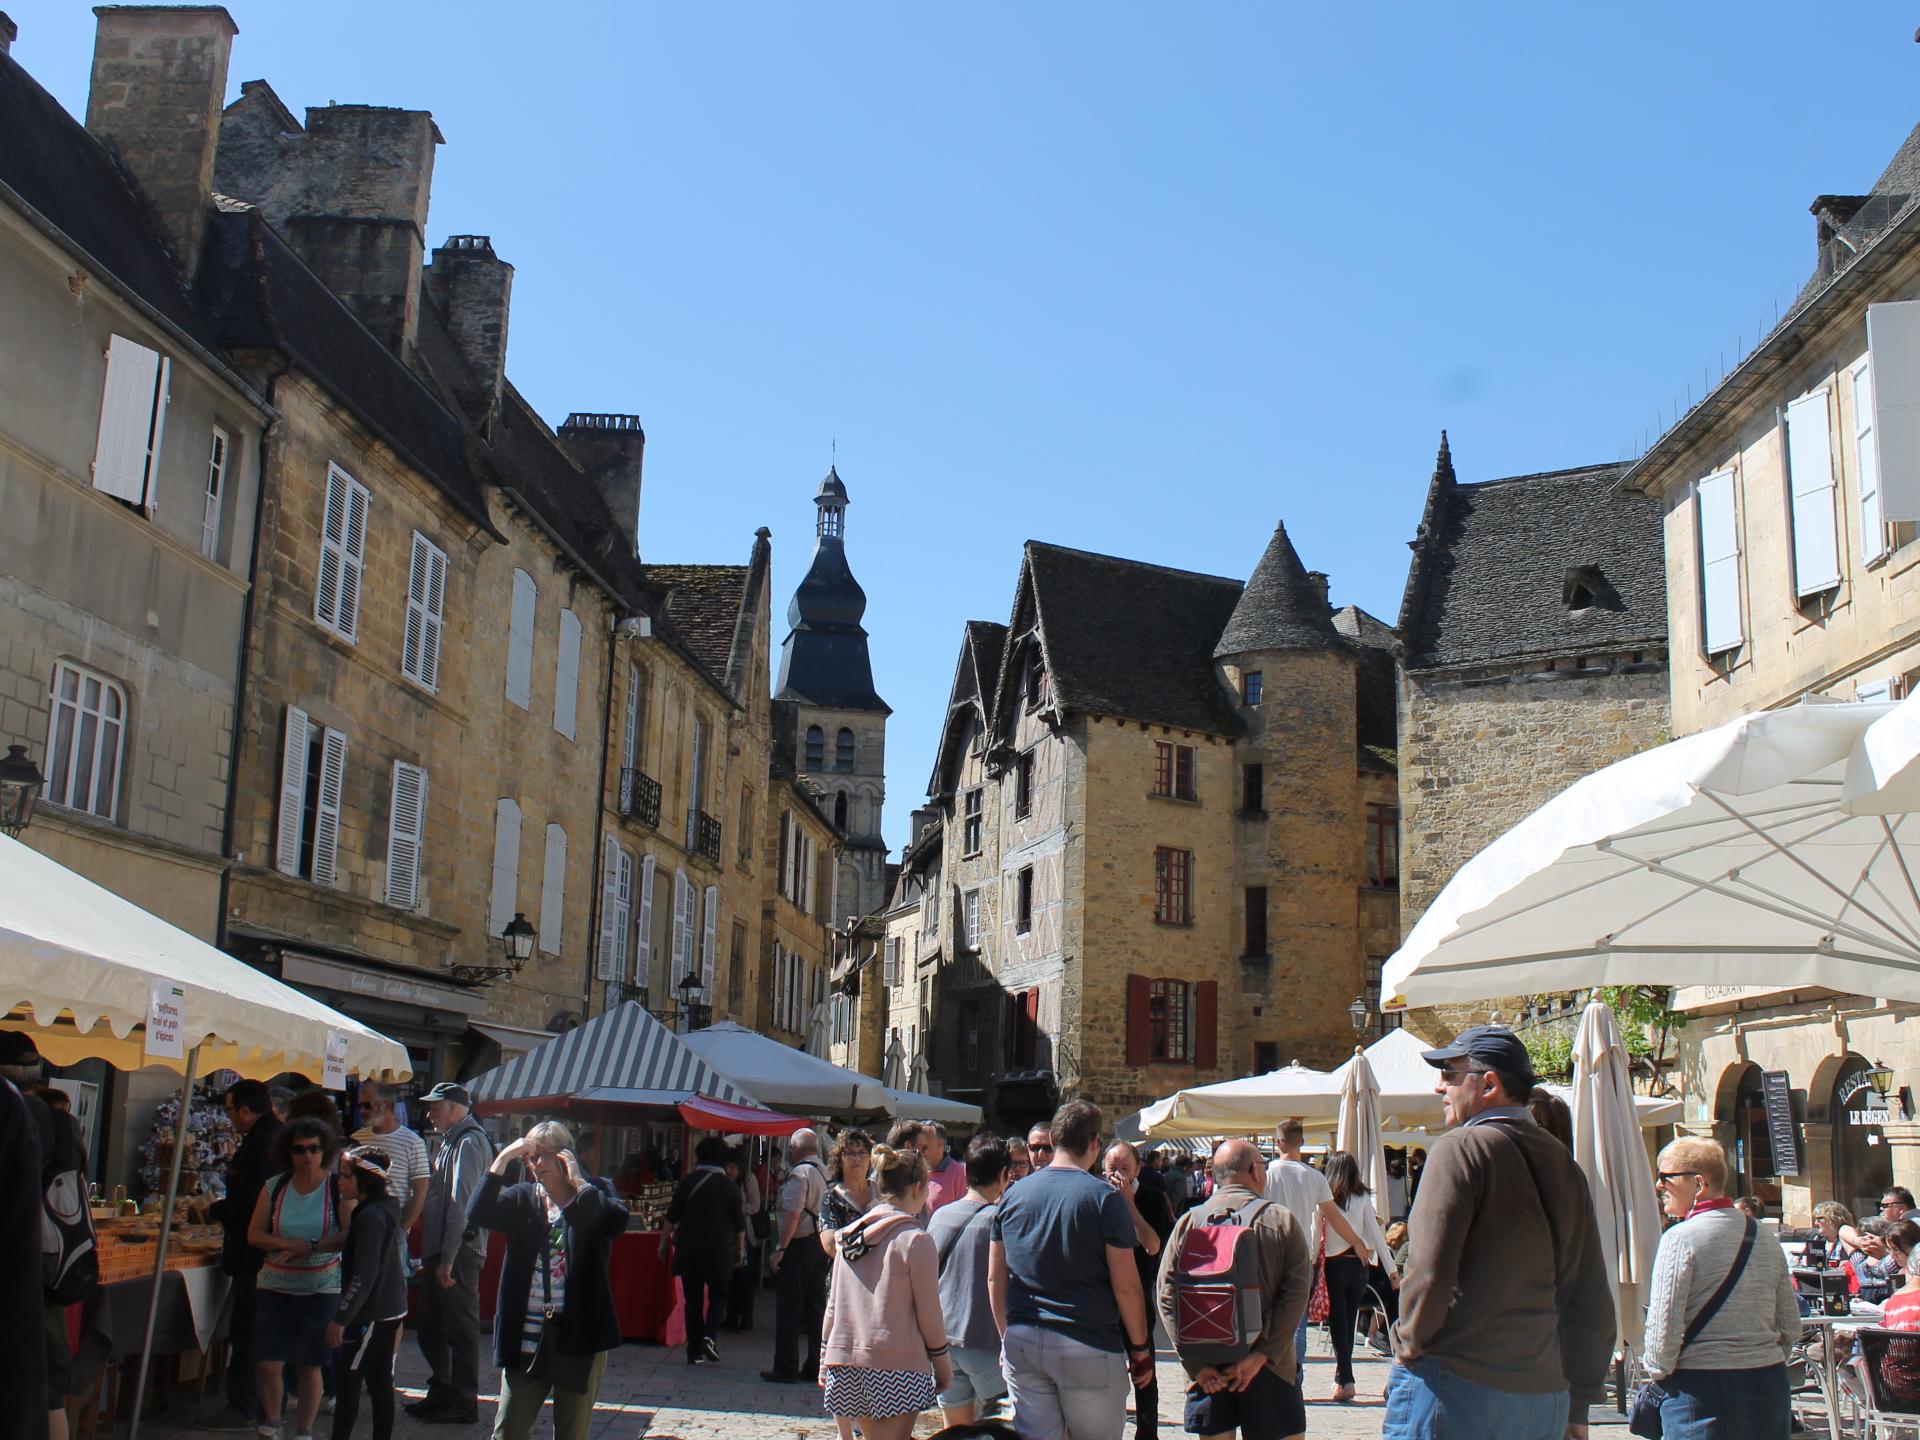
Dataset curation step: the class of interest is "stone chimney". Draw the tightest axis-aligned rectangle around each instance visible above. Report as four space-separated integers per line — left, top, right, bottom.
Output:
1 14 18 55
558 414 646 558
86 6 237 277
425 236 513 422
1305 570 1331 613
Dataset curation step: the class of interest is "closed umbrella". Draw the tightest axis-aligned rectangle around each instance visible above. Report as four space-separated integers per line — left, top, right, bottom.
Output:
1571 999 1662 1356
1335 1044 1389 1225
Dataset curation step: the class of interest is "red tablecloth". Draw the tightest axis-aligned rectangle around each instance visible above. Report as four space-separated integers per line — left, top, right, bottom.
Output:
468 1227 682 1345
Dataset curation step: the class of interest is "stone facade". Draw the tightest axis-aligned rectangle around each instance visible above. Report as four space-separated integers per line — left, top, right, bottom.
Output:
763 774 839 1048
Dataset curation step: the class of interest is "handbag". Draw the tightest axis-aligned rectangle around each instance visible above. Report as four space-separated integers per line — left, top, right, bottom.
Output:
1306 1233 1330 1325
526 1222 596 1394
1627 1217 1757 1439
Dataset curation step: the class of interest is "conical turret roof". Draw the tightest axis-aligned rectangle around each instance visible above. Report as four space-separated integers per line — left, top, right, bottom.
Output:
1213 522 1340 658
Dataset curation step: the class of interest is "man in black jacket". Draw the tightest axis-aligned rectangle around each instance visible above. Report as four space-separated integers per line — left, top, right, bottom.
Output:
200 1079 282 1431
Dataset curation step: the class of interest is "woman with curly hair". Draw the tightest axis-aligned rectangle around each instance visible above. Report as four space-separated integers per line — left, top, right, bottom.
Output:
248 1113 345 1439
818 1128 876 1254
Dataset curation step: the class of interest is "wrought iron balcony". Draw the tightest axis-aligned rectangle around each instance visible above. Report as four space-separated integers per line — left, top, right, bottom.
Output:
619 767 661 827
693 810 723 867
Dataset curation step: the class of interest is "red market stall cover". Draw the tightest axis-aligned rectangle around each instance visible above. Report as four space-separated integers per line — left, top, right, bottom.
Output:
678 1094 800 1135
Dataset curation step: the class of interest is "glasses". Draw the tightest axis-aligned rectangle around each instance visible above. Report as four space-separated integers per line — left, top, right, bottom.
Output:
291 1142 324 1156
1885 1199 1907 1210
1655 1171 1702 1185
1030 1142 1054 1154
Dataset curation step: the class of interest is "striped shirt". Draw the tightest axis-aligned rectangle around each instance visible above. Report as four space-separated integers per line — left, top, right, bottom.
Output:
523 1212 569 1352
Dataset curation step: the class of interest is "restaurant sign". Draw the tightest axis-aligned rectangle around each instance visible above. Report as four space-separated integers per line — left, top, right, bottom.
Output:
1837 1068 1895 1130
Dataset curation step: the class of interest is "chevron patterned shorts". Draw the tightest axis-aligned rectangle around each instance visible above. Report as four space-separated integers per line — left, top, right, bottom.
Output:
822 1365 938 1419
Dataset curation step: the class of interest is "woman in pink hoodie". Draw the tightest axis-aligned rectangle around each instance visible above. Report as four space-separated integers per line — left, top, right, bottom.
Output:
819 1144 953 1438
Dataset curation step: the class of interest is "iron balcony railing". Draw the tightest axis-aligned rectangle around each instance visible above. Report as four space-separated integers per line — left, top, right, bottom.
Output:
619 767 661 827
693 810 723 867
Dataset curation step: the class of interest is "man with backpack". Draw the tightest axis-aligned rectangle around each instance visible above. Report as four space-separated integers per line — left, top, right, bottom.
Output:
1157 1139 1310 1440
409 1082 493 1425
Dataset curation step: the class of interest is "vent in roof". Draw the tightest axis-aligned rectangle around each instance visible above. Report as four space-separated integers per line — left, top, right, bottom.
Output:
1563 564 1621 614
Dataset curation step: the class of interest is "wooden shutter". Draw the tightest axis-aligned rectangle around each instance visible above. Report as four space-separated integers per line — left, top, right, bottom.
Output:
316 465 368 640
1020 987 1040 1066
276 704 312 876
555 608 581 740
489 798 522 934
1695 470 1743 654
1125 973 1151 1066
597 837 622 980
506 569 536 707
1786 390 1840 596
403 532 447 689
1869 300 1920 521
337 473 368 640
802 837 816 917
670 869 690 979
1193 980 1219 1068
701 885 719 994
311 727 348 888
538 823 567 955
1856 357 1889 563
634 853 656 981
92 335 165 504
385 762 426 909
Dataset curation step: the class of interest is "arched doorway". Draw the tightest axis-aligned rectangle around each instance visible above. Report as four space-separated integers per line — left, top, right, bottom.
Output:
1831 1054 1896 1217
1724 1063 1781 1211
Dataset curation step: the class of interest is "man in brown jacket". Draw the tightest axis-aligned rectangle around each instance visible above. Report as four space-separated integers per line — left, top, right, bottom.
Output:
1155 1139 1310 1440
1386 1026 1615 1440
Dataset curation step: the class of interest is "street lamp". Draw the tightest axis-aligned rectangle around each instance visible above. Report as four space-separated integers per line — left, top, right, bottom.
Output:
1868 1059 1897 1099
1348 995 1372 1032
0 743 44 837
678 971 710 1033
450 912 536 986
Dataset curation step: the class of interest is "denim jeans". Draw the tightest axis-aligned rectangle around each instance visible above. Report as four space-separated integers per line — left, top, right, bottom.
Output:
1002 1323 1130 1440
1382 1357 1569 1440
1657 1364 1790 1440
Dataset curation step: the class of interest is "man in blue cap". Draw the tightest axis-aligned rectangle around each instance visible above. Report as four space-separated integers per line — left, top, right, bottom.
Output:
1383 1026 1614 1440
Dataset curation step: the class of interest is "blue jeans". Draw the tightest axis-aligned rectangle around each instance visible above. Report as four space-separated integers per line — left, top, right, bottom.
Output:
1293 1311 1307 1375
1383 1357 1569 1440
1657 1364 1790 1440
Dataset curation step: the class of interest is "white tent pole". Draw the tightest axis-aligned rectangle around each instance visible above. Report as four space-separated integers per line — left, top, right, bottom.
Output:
126 1041 201 1440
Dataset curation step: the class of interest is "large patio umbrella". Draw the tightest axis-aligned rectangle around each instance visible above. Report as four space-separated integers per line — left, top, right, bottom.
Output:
682 1019 889 1113
1129 1059 1334 1139
1384 696 1920 1009
883 1085 984 1124
1570 999 1663 1356
1334 1045 1390 1224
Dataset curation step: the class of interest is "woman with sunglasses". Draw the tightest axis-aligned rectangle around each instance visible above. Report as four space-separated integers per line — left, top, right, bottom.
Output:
325 1146 406 1440
1642 1136 1800 1439
819 1129 877 1255
248 1115 345 1440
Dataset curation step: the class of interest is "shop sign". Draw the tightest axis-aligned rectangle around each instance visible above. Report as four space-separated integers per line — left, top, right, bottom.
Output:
1762 1070 1800 1176
145 982 185 1060
323 1030 348 1090
1837 1068 1895 1130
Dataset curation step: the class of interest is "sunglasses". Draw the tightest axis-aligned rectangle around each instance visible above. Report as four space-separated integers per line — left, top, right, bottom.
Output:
1655 1171 1701 1185
1030 1142 1054 1153
291 1142 324 1156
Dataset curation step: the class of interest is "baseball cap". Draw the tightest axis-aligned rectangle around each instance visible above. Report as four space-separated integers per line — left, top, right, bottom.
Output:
1421 1025 1537 1086
421 1081 472 1107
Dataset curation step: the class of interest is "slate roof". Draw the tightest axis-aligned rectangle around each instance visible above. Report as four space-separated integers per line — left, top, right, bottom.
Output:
0 46 222 354
1214 523 1341 657
1333 605 1398 753
1022 542 1247 736
648 564 751 680
1398 436 1667 670
926 619 1008 800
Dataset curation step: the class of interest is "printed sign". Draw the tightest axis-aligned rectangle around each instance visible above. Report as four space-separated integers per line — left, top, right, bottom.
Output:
145 984 185 1060
323 1031 349 1091
1837 1068 1894 1130
1762 1070 1801 1177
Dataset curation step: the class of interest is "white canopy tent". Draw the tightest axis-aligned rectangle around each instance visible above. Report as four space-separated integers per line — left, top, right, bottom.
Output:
682 1020 890 1113
883 1085 983 1125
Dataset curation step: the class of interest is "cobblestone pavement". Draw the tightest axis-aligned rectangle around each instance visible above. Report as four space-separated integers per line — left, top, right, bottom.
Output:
142 1324 1649 1440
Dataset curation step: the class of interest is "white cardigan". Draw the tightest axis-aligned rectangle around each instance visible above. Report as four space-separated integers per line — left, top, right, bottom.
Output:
1325 1191 1398 1277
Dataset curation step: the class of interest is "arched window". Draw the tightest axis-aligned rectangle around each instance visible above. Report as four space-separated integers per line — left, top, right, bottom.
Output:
836 727 856 771
804 725 824 770
834 791 849 830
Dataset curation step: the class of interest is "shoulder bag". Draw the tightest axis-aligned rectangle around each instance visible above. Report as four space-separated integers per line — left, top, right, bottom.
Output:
1627 1217 1757 1440
527 1220 596 1394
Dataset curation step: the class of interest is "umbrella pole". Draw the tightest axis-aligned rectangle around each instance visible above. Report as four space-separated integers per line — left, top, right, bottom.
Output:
126 1041 201 1440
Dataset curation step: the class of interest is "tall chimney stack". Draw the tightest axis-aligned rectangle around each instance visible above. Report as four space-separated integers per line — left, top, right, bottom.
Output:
1305 570 1331 612
558 414 646 559
425 236 513 423
86 6 236 277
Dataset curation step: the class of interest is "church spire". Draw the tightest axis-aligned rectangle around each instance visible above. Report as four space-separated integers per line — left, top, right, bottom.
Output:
777 465 889 712
816 464 848 539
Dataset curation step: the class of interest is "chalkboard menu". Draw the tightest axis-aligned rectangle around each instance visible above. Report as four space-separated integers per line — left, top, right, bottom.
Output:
1763 1070 1801 1177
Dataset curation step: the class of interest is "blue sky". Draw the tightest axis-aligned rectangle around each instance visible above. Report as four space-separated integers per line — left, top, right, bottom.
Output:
14 3 1918 846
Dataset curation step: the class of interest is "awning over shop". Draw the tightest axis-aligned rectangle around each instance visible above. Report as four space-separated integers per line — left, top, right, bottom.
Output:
469 1020 555 1056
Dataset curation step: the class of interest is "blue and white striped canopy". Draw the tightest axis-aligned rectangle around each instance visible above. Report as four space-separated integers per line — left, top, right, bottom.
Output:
468 1000 757 1109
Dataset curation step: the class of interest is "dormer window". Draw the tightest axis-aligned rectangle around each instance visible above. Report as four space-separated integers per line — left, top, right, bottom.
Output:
1025 643 1049 710
1562 564 1619 613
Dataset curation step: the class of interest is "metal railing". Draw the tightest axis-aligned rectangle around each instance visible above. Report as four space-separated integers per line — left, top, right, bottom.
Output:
693 810 723 866
619 767 661 827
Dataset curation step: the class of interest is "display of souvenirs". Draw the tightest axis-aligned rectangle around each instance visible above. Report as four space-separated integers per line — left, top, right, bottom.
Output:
137 1077 235 1203
93 1216 222 1282
627 1181 675 1231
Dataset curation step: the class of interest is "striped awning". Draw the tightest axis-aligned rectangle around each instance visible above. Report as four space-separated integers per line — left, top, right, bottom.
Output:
467 1001 758 1112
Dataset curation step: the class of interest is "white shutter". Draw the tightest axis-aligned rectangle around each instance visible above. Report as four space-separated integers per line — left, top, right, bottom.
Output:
488 799 522 935
614 848 633 980
316 465 369 640
803 838 816 917
1696 470 1743 655
555 608 581 740
91 335 163 504
1869 300 1920 521
276 705 312 876
634 853 656 981
403 532 448 690
622 665 640 768
1858 677 1897 704
1856 356 1889 563
386 762 426 910
311 727 348 888
538 824 568 955
701 884 718 995
597 837 622 980
506 569 536 708
670 869 691 980
1786 390 1841 597
339 478 367 640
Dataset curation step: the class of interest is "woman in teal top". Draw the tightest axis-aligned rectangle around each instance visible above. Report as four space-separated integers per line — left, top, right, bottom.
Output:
249 1115 345 1440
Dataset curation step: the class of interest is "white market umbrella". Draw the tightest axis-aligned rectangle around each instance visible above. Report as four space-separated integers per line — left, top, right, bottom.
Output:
1335 1044 1390 1224
882 1085 983 1124
1571 1000 1663 1356
1384 697 1920 1009
1133 1059 1335 1139
681 1019 888 1113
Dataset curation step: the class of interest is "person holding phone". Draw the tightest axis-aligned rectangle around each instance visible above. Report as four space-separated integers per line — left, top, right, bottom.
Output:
469 1121 629 1440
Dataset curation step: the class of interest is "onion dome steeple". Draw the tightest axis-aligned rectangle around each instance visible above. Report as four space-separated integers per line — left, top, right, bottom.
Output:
776 466 890 713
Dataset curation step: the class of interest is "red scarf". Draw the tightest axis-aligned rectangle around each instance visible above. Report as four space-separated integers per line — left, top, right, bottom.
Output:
1686 1196 1737 1220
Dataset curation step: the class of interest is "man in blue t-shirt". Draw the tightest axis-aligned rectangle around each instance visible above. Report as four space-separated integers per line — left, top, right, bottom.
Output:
990 1100 1155 1440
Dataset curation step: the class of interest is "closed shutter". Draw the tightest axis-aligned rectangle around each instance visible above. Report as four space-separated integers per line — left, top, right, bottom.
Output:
385 762 426 910
402 533 448 689
555 608 581 740
311 727 348 888
614 847 633 979
1868 300 1920 521
1193 980 1219 1069
802 837 816 917
1125 974 1151 1066
316 465 370 641
776 812 790 897
1856 356 1889 563
92 335 167 505
670 869 691 980
702 885 719 994
1696 470 1743 654
538 824 567 954
622 665 640 768
597 837 622 980
488 799 522 935
1786 390 1840 596
634 853 656 981
276 705 312 876
506 569 536 707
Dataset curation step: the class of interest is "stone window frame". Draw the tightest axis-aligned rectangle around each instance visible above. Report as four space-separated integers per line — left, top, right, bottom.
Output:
804 725 825 771
1014 749 1036 820
1147 978 1191 1063
1015 865 1034 934
1241 763 1265 815
1241 670 1263 707
1152 741 1197 802
46 659 128 823
962 787 984 856
1365 804 1399 888
1154 846 1193 926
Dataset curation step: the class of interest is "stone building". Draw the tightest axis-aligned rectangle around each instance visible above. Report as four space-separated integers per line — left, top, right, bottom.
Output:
1619 122 1920 1221
918 528 1399 1132
776 468 890 923
763 762 840 1048
1395 434 1671 1039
